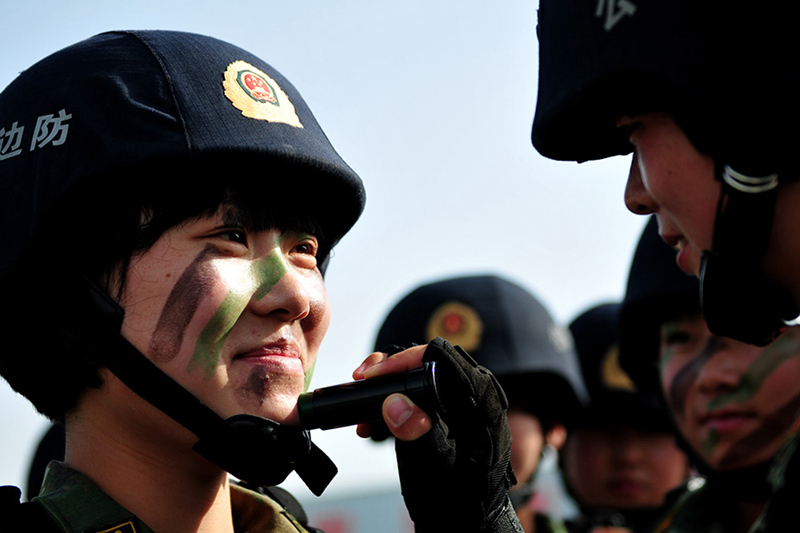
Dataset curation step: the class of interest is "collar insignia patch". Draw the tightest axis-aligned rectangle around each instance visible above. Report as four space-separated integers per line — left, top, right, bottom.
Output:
89 521 137 533
223 60 303 128
426 301 483 352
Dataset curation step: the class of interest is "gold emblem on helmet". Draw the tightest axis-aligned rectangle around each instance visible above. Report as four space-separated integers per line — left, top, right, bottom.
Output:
426 301 483 352
223 60 303 127
600 344 636 391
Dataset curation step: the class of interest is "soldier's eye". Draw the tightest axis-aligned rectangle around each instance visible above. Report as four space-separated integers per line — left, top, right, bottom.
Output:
215 228 248 246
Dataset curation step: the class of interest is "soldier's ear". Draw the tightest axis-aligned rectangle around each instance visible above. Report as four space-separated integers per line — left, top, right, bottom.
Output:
545 423 567 451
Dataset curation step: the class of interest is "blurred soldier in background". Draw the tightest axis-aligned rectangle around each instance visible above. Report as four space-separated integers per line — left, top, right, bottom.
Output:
374 274 588 533
562 302 689 533
619 218 800 532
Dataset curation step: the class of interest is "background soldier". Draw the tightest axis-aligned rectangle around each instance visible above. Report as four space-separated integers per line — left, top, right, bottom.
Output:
0 30 521 533
563 302 689 532
619 217 800 532
373 274 588 533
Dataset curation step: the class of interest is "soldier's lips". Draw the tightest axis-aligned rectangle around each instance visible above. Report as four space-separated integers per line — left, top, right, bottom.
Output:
661 233 698 276
234 345 304 376
606 478 645 497
700 409 757 432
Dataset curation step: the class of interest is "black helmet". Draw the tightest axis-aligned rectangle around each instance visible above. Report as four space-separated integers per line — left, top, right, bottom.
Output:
0 30 365 279
569 301 672 431
0 30 366 495
532 0 798 170
618 216 699 394
532 2 799 346
375 274 588 426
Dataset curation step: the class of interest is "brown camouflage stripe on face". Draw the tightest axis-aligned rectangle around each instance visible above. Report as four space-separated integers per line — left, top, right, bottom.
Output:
667 335 723 415
149 246 216 364
714 389 800 469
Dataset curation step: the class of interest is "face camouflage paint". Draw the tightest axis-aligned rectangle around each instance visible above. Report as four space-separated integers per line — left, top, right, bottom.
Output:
667 335 723 415
189 239 289 377
304 359 317 392
148 247 216 364
660 315 800 469
717 390 800 468
245 367 269 405
701 429 719 459
701 332 800 467
658 322 681 370
706 331 800 411
122 216 329 426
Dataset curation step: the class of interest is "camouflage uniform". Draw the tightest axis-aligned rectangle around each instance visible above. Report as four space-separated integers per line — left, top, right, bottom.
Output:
14 461 320 533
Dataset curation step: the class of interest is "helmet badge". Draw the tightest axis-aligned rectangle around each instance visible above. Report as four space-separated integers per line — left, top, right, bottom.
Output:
223 60 303 127
600 344 637 391
426 301 483 352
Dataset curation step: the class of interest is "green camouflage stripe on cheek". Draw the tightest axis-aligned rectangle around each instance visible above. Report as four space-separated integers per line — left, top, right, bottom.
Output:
718 389 800 468
189 289 250 377
304 359 316 392
668 336 721 416
188 246 288 378
253 248 288 300
702 428 720 458
707 333 800 411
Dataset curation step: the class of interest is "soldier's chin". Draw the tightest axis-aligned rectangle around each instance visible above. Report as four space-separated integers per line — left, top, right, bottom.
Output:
253 399 300 427
280 404 301 427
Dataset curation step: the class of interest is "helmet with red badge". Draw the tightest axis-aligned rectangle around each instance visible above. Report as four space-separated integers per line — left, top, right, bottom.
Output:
0 30 365 495
374 274 588 427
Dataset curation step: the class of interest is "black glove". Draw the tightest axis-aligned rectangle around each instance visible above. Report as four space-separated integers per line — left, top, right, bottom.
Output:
395 337 522 532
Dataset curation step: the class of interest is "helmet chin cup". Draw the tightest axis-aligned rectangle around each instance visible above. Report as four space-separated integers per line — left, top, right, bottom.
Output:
699 251 787 346
699 160 799 346
193 415 337 496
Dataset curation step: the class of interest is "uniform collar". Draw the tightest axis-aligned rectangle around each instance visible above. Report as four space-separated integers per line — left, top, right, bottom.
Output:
36 461 150 533
35 461 309 533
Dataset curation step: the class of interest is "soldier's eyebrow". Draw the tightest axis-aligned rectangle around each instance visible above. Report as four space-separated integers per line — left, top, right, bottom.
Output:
220 204 244 227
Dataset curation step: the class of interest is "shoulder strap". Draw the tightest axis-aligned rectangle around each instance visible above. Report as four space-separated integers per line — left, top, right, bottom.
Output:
239 484 325 533
258 486 309 522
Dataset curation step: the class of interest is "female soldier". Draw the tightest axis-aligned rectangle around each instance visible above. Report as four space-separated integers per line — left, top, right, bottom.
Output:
563 302 689 532
619 218 800 532
0 30 520 533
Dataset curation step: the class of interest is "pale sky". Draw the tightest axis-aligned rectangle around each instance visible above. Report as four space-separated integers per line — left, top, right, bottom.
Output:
0 0 645 500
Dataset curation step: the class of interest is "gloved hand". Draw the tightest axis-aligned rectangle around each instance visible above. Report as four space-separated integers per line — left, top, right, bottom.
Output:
394 337 522 532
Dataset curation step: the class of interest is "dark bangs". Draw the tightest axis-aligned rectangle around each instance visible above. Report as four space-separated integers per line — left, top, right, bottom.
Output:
131 179 327 256
133 154 325 241
42 155 329 299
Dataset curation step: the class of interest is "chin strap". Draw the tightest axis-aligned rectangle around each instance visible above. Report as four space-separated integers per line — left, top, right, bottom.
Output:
707 460 774 503
699 163 798 345
64 272 337 496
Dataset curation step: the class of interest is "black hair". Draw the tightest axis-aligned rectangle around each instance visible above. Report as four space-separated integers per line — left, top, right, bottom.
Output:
0 154 328 421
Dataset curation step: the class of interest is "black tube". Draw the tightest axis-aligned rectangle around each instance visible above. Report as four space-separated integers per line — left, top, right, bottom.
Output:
297 362 442 430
